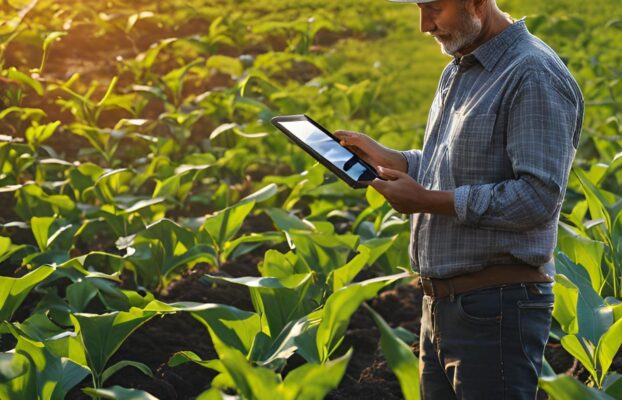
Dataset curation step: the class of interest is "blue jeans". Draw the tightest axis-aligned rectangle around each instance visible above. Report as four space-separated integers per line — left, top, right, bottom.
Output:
419 283 554 400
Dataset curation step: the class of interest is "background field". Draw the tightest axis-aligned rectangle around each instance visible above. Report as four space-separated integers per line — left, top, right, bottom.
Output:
1 0 622 399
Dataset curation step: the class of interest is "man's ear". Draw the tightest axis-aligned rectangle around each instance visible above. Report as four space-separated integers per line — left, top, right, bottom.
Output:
469 0 489 17
472 0 488 7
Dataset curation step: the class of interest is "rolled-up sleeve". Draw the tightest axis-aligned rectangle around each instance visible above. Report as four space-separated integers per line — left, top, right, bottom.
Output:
402 149 422 180
454 72 582 231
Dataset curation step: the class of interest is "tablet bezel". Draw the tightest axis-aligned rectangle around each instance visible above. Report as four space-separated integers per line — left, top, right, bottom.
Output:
271 114 378 189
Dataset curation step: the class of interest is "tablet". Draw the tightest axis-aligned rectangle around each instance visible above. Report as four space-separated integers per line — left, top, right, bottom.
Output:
271 114 378 188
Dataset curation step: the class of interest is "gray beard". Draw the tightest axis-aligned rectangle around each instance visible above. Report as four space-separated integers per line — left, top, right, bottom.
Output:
435 14 483 56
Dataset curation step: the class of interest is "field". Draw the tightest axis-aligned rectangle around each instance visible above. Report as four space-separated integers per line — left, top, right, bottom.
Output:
1 0 622 399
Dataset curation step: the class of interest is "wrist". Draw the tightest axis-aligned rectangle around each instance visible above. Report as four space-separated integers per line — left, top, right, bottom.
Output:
423 190 456 216
388 149 408 173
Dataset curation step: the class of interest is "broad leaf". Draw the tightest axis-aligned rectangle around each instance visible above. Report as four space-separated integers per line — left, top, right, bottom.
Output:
596 318 622 386
83 386 158 400
205 274 313 339
0 266 55 322
539 374 614 400
366 304 419 400
316 273 410 363
70 308 157 377
281 348 352 400
101 360 153 386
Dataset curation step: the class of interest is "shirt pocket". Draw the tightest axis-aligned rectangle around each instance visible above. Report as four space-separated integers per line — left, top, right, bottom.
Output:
448 113 498 184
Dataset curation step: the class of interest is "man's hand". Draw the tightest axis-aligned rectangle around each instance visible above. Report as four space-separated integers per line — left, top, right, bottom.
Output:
370 166 457 216
334 130 407 173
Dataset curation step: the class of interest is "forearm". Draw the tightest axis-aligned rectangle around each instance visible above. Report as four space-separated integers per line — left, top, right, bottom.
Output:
384 148 409 173
454 175 562 231
421 190 456 216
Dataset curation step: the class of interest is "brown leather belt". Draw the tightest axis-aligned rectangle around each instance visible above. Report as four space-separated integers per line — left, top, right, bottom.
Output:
420 264 553 299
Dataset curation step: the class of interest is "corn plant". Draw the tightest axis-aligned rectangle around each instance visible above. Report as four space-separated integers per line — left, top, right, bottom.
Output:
0 266 54 322
0 323 89 400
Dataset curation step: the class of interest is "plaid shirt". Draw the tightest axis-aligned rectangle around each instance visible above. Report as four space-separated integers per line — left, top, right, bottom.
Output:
402 20 584 278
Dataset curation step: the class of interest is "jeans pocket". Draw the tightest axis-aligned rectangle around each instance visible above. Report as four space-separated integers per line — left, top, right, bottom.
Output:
457 289 502 324
518 299 554 377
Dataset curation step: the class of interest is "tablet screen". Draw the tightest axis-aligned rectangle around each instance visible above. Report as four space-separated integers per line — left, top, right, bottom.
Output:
278 120 376 182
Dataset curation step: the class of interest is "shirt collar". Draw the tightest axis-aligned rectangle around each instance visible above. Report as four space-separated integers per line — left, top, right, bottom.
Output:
456 18 528 72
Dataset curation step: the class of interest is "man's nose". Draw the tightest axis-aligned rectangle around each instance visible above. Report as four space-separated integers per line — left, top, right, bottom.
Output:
419 9 436 33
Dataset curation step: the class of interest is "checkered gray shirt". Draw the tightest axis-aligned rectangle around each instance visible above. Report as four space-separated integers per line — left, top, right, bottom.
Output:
402 20 584 278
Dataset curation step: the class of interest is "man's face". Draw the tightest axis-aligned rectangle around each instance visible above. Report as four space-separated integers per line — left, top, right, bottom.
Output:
418 0 482 56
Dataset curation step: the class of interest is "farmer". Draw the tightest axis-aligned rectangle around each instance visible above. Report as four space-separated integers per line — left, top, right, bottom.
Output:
335 0 584 398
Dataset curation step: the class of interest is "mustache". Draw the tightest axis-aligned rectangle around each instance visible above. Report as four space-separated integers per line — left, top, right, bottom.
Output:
425 31 450 39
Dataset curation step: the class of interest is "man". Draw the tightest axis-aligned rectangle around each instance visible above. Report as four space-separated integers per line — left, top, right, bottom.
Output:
335 0 584 398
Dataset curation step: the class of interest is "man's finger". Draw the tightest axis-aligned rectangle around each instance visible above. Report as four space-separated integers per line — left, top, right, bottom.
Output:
377 165 406 180
335 131 359 147
369 178 389 193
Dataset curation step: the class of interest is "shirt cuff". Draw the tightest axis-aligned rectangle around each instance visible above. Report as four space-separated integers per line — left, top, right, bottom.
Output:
454 185 470 223
401 150 421 178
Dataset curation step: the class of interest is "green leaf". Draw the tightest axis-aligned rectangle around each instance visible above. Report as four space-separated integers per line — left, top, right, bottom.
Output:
574 168 613 231
0 236 26 264
366 304 419 400
221 232 283 262
265 208 314 232
289 231 360 276
209 123 238 140
134 38 178 71
66 280 99 312
196 387 224 400
167 351 223 372
0 266 55 322
25 121 61 146
332 246 370 292
366 186 385 209
241 184 278 204
539 374 615 400
596 318 622 386
361 236 397 266
207 55 244 77
215 346 281 399
123 219 213 288
96 76 119 107
0 353 29 382
555 254 614 344
204 274 312 338
83 386 158 400
70 308 157 377
202 201 256 250
316 273 410 362
561 335 597 382
94 169 134 204
281 348 352 400
101 360 153 386
39 32 67 73
259 250 309 278
16 184 75 220
553 274 580 335
153 167 208 202
258 314 320 367
605 374 622 398
182 303 262 356
558 222 605 293
161 59 203 104
1 325 90 400
7 67 43 95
